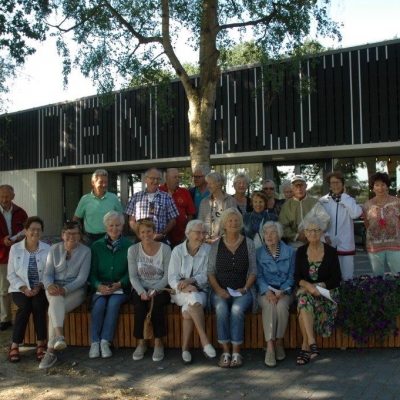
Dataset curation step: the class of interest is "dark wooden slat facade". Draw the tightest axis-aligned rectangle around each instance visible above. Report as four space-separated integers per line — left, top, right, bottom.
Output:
1 40 400 172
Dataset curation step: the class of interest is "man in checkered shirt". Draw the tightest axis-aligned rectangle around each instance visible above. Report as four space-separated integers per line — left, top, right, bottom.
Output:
125 168 179 243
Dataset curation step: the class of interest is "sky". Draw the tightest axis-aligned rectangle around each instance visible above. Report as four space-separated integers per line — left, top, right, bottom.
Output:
4 0 400 114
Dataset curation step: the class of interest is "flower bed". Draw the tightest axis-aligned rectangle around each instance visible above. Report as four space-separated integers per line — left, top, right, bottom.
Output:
337 275 400 347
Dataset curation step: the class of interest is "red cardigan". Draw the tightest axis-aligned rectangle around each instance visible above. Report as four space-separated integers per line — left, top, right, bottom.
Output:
0 203 28 264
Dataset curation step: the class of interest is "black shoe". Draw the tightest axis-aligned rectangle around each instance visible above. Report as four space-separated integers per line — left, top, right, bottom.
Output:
0 321 12 331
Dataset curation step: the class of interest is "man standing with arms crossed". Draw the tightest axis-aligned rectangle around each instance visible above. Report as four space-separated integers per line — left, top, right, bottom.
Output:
0 185 28 331
73 169 123 247
159 168 196 248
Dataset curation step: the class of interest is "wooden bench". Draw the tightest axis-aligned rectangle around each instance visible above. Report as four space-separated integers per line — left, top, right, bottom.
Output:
23 304 400 349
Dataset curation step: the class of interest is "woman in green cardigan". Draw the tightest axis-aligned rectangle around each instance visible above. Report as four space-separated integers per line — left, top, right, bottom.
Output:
88 211 131 359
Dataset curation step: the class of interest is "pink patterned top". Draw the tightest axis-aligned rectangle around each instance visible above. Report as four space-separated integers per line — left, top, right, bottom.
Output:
362 195 400 253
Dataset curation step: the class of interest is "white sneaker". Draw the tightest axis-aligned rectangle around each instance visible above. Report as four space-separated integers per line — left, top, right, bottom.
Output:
89 342 100 359
132 345 147 361
100 341 112 358
39 352 57 369
182 351 192 364
152 346 164 362
203 344 216 359
54 335 67 351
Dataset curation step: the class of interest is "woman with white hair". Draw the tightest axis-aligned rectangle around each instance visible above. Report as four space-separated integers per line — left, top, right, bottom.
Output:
168 219 216 364
88 211 131 359
257 221 295 367
208 208 257 368
281 181 294 200
198 172 237 244
232 173 253 215
295 217 341 366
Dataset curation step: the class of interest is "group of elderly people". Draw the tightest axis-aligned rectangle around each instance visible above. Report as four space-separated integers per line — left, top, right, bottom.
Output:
13 166 392 370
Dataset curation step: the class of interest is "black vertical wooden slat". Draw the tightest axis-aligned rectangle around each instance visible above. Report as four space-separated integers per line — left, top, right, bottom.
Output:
212 76 222 156
341 52 355 144
284 65 294 150
325 54 336 145
333 53 344 144
235 69 244 152
220 73 229 155
387 43 399 141
254 66 265 151
368 48 380 142
278 67 287 150
378 46 389 142
315 56 326 147
303 59 315 148
351 50 362 146
308 61 318 147
246 67 257 152
227 72 236 154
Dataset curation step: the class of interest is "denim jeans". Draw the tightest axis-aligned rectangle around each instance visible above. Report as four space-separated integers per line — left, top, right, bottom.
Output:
211 290 253 345
90 293 128 343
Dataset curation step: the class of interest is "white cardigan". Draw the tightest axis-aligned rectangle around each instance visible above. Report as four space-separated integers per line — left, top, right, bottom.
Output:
7 239 50 293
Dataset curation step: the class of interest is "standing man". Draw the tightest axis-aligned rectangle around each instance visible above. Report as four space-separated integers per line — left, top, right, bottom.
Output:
319 172 362 280
159 168 196 248
189 165 210 218
279 175 330 248
125 168 179 242
73 169 123 247
0 185 28 331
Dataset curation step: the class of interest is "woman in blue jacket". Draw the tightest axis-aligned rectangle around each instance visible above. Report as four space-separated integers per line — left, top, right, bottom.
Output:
256 221 295 368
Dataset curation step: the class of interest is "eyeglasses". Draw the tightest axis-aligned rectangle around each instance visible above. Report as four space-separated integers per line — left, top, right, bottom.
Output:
330 181 342 185
292 183 305 188
147 176 161 181
28 228 42 232
64 231 81 237
191 230 206 235
305 229 321 234
264 230 278 236
192 175 204 179
263 187 274 191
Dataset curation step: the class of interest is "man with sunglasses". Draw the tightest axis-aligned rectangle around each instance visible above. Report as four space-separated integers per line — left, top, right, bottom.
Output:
73 169 123 247
278 175 330 248
125 168 179 243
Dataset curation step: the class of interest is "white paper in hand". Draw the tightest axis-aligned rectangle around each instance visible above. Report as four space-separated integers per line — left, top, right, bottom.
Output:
227 287 242 297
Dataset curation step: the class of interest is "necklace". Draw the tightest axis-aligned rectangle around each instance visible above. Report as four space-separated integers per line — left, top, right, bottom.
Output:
224 235 242 247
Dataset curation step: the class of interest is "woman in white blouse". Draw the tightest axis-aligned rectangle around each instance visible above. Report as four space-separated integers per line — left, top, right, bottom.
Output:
168 220 216 364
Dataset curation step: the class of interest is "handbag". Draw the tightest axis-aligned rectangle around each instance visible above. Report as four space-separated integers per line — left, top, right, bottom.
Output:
143 297 154 340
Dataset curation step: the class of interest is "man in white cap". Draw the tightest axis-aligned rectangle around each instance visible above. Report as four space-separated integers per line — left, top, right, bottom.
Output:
278 175 330 248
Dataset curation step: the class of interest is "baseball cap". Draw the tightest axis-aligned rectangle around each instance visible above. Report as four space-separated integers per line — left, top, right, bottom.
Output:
291 175 306 184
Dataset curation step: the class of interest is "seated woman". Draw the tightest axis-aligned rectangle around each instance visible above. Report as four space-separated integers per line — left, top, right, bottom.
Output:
207 208 257 368
198 172 237 244
7 216 50 362
39 221 91 369
128 219 171 362
168 219 216 364
256 221 295 367
243 191 277 248
295 217 341 365
88 211 131 359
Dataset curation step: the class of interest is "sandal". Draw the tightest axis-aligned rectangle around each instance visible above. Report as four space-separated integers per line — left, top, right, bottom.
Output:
218 352 231 368
296 350 310 366
310 343 319 360
8 347 20 363
36 345 46 361
230 353 243 368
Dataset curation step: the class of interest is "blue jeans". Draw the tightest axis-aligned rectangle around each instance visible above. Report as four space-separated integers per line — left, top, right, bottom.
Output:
367 250 400 276
90 293 128 343
211 290 253 345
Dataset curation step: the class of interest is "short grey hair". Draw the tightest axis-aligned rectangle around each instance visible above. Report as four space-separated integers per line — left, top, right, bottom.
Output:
262 179 276 189
0 184 15 193
233 173 250 186
262 221 283 239
206 171 225 187
193 165 210 176
144 168 162 179
185 219 206 237
92 169 108 181
304 217 325 230
103 211 125 227
220 207 243 234
281 180 292 189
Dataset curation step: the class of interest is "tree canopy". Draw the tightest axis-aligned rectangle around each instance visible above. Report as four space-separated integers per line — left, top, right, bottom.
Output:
46 1 341 168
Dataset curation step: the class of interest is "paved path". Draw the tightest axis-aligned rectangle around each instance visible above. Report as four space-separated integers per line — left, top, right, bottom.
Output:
59 346 400 399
